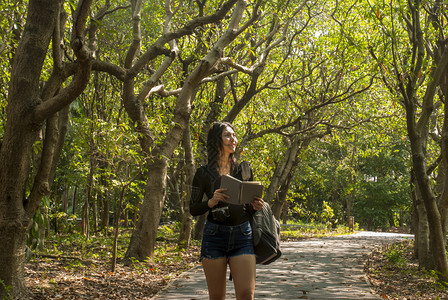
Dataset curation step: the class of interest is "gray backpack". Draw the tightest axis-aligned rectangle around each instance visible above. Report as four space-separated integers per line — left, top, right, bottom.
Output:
249 203 282 265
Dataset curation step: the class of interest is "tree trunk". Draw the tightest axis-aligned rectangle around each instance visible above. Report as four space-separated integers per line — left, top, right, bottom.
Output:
48 105 70 185
112 184 126 272
83 155 96 238
411 177 419 256
264 137 300 204
99 160 110 232
178 120 195 247
100 195 110 232
193 214 207 241
272 172 293 219
410 132 448 279
402 2 448 279
62 186 69 214
408 111 448 281
72 186 78 217
438 74 448 236
416 205 432 269
0 2 58 298
93 193 98 233
167 167 182 222
413 180 433 268
125 156 168 260
265 136 311 219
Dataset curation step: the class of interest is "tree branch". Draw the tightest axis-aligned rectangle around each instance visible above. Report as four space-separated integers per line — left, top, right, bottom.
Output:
33 0 93 124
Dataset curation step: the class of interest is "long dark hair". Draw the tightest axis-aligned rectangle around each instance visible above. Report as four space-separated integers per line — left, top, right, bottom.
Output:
206 122 237 174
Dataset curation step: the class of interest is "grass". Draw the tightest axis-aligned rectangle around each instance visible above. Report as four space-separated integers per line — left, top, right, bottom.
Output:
280 220 355 241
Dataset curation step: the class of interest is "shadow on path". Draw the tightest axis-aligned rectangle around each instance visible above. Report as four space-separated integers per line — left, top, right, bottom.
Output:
152 231 413 299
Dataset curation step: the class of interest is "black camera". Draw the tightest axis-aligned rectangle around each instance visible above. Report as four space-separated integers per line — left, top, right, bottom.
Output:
211 206 230 222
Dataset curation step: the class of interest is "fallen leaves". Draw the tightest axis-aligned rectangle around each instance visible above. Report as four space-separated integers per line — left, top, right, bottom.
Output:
25 246 201 299
365 241 447 300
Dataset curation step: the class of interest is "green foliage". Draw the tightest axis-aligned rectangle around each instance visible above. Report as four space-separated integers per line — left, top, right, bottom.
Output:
287 116 411 229
320 201 334 223
384 243 406 268
280 221 353 241
26 197 50 261
0 278 12 300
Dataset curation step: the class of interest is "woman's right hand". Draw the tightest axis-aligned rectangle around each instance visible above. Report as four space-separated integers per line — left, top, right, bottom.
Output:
208 188 229 208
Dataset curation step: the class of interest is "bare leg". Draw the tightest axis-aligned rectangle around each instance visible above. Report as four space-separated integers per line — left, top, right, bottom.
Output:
202 257 228 300
229 254 256 300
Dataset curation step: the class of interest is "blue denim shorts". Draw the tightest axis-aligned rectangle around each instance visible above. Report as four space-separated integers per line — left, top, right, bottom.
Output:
200 221 255 261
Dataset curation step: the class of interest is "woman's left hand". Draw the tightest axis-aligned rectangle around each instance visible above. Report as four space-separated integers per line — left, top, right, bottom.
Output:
251 196 264 211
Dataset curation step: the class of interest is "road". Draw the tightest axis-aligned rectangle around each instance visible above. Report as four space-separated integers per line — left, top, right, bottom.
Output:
152 231 413 299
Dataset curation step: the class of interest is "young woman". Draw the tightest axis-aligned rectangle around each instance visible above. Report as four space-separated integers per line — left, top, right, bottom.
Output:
190 122 264 300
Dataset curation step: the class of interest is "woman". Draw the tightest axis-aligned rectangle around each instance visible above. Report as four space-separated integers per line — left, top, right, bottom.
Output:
190 122 264 300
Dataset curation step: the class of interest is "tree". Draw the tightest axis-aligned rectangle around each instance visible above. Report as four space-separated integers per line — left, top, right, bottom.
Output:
367 0 448 279
0 1 94 297
124 0 262 261
233 0 376 220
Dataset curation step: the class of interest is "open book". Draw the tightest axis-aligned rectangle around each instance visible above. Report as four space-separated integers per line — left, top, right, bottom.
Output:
220 174 264 205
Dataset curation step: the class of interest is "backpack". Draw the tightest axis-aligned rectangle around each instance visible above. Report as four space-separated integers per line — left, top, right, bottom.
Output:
249 203 282 265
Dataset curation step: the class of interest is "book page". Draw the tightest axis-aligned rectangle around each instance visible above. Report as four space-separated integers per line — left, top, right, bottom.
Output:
240 182 263 205
220 175 242 205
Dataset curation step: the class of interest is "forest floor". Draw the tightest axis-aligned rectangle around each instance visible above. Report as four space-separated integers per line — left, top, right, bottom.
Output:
24 229 448 299
365 240 448 299
25 245 201 299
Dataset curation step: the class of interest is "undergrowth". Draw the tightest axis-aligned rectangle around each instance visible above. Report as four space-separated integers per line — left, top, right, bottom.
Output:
367 240 448 299
280 222 354 241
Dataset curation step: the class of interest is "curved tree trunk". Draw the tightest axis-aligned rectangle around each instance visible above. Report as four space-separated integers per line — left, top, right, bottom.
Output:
264 137 300 204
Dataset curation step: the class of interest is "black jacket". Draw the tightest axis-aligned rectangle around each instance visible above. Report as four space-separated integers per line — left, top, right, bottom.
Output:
189 163 254 226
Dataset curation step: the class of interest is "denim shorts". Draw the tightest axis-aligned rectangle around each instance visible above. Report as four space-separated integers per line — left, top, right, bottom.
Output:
200 221 255 261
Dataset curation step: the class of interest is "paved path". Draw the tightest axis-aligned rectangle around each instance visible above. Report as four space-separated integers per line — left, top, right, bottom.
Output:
152 232 413 299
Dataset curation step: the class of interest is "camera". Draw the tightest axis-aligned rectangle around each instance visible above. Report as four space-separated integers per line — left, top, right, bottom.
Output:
211 206 230 222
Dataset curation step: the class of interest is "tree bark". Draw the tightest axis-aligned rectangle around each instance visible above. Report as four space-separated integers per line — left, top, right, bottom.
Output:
82 153 96 238
178 119 195 247
272 171 294 219
265 134 311 219
112 183 126 272
264 137 299 205
413 178 433 268
438 70 448 236
405 49 448 281
125 155 168 260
